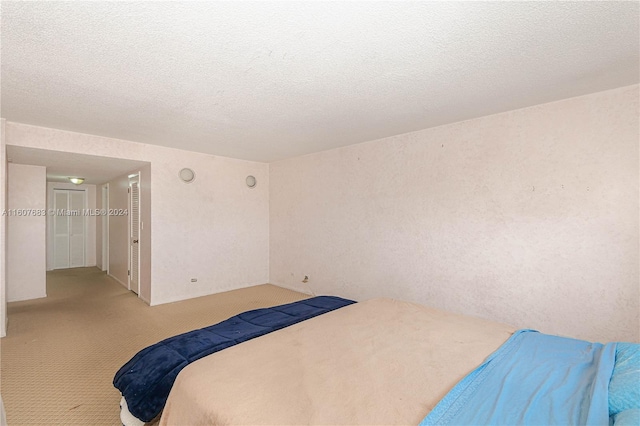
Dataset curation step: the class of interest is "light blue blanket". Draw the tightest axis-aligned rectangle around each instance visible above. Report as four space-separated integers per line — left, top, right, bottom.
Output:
420 330 618 426
609 342 640 426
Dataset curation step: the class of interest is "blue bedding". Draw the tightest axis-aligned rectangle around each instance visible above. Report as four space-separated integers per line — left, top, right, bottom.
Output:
609 342 640 425
113 296 355 422
421 330 623 426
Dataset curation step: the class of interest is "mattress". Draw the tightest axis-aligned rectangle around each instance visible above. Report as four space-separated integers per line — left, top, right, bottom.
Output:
159 298 516 425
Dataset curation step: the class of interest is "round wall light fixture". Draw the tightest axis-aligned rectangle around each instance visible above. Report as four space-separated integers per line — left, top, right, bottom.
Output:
69 177 85 185
179 168 196 183
246 175 257 188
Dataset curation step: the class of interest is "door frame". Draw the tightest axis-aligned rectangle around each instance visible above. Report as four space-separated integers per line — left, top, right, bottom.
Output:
101 184 109 274
127 173 140 295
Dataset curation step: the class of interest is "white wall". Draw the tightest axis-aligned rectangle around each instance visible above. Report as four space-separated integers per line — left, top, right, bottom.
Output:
5 124 269 306
7 163 47 302
107 173 130 288
138 164 152 304
0 119 6 336
270 84 640 343
46 182 97 270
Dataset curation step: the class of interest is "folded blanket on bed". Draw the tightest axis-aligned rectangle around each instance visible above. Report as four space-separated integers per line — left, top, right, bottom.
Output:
113 295 355 422
420 330 618 426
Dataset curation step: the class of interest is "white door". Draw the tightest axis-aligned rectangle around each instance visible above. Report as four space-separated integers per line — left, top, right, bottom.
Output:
53 191 70 269
129 182 140 294
53 189 85 269
69 191 85 267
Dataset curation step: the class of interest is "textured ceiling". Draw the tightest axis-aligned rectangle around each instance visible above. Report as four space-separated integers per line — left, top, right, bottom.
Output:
1 1 638 162
6 146 149 185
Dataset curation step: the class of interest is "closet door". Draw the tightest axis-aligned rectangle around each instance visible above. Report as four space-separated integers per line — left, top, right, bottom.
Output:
69 190 85 267
53 190 70 269
53 189 86 269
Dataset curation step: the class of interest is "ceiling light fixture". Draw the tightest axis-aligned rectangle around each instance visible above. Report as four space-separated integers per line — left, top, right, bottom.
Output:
69 177 85 185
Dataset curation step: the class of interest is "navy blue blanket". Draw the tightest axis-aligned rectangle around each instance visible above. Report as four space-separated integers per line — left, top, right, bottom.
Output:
114 296 355 422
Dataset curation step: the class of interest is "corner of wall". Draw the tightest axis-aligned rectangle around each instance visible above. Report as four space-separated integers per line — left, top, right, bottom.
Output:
138 163 151 305
0 118 6 337
266 162 271 285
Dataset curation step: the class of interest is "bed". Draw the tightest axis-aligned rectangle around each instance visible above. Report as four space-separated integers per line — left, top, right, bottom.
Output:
115 296 355 424
117 297 639 426
158 298 515 425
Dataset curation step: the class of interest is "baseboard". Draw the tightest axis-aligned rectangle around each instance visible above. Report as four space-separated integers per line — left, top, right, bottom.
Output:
7 292 47 303
108 273 128 289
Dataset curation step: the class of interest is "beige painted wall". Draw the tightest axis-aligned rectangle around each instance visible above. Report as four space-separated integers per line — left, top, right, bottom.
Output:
7 163 47 302
45 182 97 270
5 123 269 306
0 119 6 336
138 164 152 303
270 85 640 343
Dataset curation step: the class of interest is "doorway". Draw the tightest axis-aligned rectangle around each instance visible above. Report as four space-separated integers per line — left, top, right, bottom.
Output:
53 189 86 269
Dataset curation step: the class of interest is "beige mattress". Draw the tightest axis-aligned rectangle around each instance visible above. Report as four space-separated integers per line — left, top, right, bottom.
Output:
160 298 515 425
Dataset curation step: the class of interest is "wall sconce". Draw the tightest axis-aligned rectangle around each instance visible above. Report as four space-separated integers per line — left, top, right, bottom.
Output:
69 177 85 185
178 168 196 183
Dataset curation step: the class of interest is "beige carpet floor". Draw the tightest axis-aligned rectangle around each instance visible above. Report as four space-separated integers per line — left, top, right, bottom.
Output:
1 268 309 425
